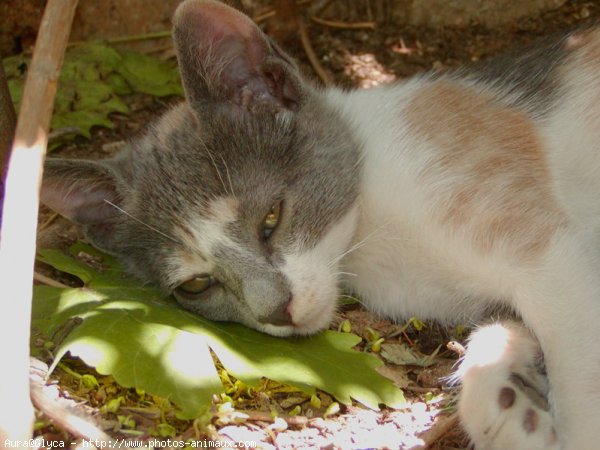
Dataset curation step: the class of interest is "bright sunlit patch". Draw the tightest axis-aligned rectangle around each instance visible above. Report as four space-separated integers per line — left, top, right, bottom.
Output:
462 323 511 369
343 53 397 88
162 330 218 383
54 336 117 371
266 394 449 448
55 289 108 314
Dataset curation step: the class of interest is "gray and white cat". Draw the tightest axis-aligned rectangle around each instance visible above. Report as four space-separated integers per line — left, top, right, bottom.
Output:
41 1 600 448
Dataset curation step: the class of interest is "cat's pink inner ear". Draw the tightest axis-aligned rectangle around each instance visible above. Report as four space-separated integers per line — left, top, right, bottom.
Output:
41 171 121 225
173 0 301 113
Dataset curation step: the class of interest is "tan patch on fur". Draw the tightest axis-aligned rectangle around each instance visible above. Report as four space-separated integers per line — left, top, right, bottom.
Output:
155 105 191 146
406 81 564 256
207 196 239 223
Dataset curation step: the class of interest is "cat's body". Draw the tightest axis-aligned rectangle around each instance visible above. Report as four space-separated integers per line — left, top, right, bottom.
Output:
42 1 600 448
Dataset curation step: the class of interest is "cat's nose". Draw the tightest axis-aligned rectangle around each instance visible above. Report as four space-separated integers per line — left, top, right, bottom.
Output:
257 294 294 326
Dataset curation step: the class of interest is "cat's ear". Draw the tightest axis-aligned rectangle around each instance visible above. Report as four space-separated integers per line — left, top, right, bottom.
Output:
41 159 122 224
41 159 125 251
173 0 303 116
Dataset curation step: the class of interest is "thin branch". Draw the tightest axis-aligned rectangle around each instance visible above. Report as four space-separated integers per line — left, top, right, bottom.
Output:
254 9 276 23
253 0 312 23
313 0 336 16
239 410 309 427
299 17 332 86
418 413 460 448
310 15 376 30
21 30 174 54
38 211 59 231
0 0 79 444
33 272 69 289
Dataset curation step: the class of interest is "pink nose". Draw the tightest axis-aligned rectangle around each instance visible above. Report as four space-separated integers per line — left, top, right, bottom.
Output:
258 293 295 326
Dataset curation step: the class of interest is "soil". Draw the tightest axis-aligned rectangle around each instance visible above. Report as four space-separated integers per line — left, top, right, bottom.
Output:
33 1 600 449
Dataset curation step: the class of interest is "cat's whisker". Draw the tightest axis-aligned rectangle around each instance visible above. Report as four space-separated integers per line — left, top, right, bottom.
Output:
326 221 391 268
198 137 230 195
218 153 236 196
104 200 182 244
327 238 371 269
334 271 358 277
327 271 357 280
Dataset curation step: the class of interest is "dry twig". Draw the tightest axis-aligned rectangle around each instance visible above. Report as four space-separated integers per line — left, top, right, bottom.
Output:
29 358 112 443
253 0 312 23
33 272 69 289
299 18 332 85
241 410 309 427
310 15 376 30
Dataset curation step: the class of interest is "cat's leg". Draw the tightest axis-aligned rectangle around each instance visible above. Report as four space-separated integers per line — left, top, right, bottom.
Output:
458 230 600 449
511 231 600 450
457 321 559 450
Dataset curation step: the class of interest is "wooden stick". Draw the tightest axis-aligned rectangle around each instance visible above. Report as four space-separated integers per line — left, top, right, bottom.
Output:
0 0 79 445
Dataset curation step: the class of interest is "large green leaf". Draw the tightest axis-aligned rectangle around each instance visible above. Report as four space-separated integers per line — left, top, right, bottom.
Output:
33 243 405 418
3 44 183 146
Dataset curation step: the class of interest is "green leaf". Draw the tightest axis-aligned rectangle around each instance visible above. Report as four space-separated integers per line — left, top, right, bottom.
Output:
3 44 183 149
33 244 405 418
117 49 183 97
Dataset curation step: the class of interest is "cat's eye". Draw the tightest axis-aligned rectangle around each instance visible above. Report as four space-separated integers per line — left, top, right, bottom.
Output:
174 274 216 299
263 200 283 240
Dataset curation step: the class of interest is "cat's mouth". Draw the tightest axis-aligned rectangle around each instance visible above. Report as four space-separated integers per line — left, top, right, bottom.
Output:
255 320 329 338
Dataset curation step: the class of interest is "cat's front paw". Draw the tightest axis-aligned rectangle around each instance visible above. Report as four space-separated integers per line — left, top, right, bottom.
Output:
456 322 559 450
461 375 558 449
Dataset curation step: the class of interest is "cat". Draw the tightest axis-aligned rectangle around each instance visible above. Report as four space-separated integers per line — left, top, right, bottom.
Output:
40 1 600 448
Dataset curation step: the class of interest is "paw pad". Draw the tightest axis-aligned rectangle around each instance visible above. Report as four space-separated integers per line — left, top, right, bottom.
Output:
498 386 516 409
523 408 538 433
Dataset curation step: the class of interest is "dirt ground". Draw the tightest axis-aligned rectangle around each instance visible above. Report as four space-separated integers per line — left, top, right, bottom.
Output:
33 1 600 449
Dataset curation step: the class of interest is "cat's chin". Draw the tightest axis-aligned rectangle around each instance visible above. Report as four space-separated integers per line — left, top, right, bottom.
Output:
256 321 329 338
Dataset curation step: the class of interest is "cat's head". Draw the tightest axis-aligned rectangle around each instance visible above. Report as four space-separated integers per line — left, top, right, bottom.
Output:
41 0 360 336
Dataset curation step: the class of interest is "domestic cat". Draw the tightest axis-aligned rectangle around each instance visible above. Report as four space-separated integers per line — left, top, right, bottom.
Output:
41 0 600 448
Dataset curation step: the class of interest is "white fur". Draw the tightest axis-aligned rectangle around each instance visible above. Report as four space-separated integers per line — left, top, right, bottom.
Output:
188 196 247 257
280 206 359 334
323 69 600 449
458 322 558 449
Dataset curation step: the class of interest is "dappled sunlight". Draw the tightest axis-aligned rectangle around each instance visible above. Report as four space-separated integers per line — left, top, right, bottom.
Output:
97 299 151 314
251 392 451 448
55 288 107 314
343 52 397 88
52 335 117 372
161 329 219 383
